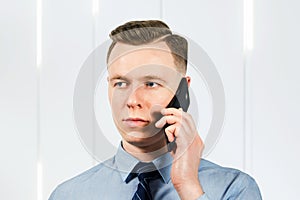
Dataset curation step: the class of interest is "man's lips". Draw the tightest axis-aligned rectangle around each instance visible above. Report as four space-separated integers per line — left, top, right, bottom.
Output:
124 117 148 122
122 117 150 127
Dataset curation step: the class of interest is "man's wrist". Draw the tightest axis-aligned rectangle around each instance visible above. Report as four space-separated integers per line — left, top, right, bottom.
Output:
175 181 204 200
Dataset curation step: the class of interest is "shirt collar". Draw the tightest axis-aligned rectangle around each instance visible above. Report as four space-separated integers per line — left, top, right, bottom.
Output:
115 142 173 184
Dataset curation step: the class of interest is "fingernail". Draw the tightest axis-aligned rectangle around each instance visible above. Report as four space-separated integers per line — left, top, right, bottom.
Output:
155 121 160 127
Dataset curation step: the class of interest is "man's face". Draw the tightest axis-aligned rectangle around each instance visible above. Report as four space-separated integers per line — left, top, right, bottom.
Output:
107 42 183 149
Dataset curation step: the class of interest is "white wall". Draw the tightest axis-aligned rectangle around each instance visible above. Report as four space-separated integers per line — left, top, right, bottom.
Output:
0 0 299 199
0 1 37 199
250 0 300 199
40 0 95 197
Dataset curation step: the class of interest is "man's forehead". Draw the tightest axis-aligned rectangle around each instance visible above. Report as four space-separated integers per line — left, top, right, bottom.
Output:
107 41 173 66
109 64 181 80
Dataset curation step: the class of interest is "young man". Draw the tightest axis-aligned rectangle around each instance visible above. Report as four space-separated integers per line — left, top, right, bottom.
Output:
49 20 262 200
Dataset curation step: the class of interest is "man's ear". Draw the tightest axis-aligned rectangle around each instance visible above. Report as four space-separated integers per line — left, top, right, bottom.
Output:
185 76 191 87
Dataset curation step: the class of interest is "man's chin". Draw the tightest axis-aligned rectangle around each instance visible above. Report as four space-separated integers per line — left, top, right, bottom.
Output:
124 131 166 146
123 124 162 136
126 131 158 139
124 136 168 153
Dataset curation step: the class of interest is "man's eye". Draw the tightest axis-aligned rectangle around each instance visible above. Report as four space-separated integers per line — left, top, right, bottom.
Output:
145 82 159 88
114 82 127 88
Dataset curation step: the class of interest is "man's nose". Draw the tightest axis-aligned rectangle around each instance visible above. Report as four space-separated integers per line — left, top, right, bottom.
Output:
126 87 143 109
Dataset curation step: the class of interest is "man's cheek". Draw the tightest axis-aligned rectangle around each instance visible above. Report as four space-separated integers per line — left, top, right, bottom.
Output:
150 104 165 122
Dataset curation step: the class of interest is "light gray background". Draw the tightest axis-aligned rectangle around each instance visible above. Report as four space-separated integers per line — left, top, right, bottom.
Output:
0 0 299 199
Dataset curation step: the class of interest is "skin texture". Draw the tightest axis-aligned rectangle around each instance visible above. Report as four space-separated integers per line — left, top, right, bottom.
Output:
107 42 205 199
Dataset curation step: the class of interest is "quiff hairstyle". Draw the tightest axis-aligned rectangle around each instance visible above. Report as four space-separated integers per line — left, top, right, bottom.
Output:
106 20 188 74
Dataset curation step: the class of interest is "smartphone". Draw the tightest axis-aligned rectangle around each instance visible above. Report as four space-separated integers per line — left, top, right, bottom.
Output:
164 78 190 151
166 77 190 112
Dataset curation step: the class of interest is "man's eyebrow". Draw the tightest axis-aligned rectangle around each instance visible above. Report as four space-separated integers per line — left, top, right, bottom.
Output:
109 75 167 83
108 75 129 82
140 75 167 83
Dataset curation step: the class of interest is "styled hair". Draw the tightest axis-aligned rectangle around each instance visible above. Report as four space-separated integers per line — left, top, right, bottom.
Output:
107 20 188 74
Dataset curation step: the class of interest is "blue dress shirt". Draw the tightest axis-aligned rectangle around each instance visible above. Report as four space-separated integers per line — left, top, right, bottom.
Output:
49 144 262 200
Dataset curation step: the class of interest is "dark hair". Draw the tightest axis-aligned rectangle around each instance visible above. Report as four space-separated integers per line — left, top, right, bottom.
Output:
107 20 188 74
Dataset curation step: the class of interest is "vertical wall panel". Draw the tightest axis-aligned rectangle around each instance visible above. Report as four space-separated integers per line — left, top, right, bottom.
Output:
41 0 95 199
250 0 300 199
0 1 37 200
163 0 245 169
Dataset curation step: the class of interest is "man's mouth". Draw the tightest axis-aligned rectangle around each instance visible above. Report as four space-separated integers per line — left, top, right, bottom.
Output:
123 117 150 127
124 117 148 122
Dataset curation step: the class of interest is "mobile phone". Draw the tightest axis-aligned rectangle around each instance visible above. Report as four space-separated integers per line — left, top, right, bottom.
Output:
166 77 190 112
164 78 190 151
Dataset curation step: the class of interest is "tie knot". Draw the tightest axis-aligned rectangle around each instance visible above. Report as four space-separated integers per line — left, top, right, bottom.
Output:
135 162 157 173
137 170 161 182
125 162 161 183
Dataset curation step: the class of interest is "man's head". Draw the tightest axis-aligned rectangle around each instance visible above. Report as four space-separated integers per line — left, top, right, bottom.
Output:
106 20 190 152
107 20 188 75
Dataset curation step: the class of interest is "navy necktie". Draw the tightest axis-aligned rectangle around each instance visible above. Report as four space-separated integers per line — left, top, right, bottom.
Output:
126 162 161 200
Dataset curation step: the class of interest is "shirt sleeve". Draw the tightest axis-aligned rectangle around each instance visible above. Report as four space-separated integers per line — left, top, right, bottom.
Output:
196 171 262 200
196 193 211 200
233 175 262 200
48 187 57 200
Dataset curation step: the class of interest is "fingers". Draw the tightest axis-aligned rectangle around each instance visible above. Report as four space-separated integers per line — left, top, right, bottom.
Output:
155 107 199 145
165 125 176 142
165 122 190 139
155 107 184 128
155 115 180 128
158 108 195 130
161 107 183 116
155 108 194 130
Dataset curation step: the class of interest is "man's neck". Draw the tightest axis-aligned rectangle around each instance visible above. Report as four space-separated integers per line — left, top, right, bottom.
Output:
121 139 169 162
